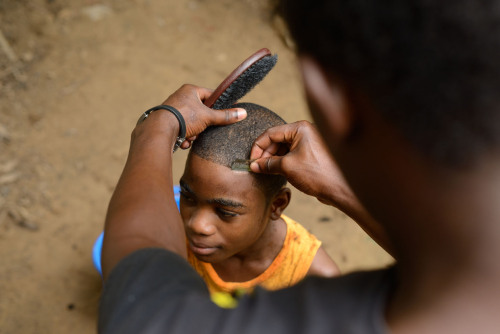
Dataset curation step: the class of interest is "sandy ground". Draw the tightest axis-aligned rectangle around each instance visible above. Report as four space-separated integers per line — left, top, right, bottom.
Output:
0 1 393 333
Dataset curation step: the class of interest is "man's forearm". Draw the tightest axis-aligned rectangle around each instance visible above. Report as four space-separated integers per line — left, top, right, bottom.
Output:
102 113 186 279
100 84 247 280
322 184 395 257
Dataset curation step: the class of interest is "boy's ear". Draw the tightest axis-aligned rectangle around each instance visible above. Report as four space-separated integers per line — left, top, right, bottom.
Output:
270 188 291 220
299 55 353 145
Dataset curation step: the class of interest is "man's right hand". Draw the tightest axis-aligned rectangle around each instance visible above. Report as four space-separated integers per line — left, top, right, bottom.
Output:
249 121 349 206
250 121 394 255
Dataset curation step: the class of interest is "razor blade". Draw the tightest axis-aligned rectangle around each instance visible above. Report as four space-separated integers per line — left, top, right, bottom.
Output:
231 159 255 172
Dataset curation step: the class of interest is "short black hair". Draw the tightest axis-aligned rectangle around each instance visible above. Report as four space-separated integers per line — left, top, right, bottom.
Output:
190 102 287 200
280 0 500 167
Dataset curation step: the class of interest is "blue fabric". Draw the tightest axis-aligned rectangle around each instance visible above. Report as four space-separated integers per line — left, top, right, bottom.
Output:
92 185 181 275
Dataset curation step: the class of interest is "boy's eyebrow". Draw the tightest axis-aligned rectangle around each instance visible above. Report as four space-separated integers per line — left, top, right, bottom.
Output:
181 179 245 208
208 198 245 209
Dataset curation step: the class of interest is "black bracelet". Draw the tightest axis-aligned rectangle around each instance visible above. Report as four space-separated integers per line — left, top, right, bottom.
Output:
138 105 186 152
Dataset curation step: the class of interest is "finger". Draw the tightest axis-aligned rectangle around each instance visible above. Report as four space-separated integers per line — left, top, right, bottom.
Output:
250 131 279 160
250 156 283 175
179 140 192 150
276 144 289 156
250 142 264 160
196 86 215 101
260 142 284 159
209 107 247 126
250 142 278 160
250 123 297 159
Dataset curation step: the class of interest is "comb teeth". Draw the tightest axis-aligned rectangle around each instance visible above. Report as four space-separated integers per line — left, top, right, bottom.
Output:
212 54 278 110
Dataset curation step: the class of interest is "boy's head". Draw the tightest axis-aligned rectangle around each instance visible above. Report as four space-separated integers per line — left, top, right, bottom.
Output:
190 102 287 200
280 0 500 167
180 103 289 263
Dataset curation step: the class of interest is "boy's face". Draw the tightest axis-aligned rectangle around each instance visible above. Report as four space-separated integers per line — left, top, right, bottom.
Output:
180 153 272 264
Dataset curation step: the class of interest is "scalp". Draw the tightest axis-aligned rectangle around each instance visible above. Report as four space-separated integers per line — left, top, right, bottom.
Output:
191 102 288 198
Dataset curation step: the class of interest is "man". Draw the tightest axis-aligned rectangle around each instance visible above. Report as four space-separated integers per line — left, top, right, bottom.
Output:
100 1 500 333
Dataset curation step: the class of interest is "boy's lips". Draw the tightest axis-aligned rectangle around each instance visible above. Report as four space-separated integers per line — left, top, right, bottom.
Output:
188 240 219 256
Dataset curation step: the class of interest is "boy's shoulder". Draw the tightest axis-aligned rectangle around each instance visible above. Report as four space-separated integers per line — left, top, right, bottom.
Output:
280 215 321 256
281 215 318 241
281 215 340 278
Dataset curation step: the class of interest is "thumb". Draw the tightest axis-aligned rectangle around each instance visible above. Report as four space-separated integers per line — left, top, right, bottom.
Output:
250 156 283 175
211 107 247 126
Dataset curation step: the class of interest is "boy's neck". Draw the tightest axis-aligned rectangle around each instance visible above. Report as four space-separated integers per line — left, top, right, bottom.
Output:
212 217 287 282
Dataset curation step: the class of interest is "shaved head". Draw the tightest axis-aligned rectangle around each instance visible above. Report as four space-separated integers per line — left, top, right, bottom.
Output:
190 102 287 199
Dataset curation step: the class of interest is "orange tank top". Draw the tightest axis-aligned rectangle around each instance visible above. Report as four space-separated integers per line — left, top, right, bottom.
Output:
187 215 321 294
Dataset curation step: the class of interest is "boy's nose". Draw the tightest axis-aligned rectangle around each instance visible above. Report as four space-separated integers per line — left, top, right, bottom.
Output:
187 214 216 236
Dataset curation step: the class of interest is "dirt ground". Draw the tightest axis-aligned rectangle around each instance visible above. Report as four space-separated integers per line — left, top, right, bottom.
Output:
0 1 393 333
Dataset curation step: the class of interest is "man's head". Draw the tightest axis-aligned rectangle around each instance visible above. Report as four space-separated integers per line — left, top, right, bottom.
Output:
277 1 500 258
280 0 500 167
180 103 289 263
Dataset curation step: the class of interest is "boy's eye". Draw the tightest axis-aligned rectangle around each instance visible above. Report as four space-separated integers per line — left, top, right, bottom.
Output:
216 208 238 218
180 191 195 203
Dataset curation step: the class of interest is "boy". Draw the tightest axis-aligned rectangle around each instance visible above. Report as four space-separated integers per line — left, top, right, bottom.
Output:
179 102 339 294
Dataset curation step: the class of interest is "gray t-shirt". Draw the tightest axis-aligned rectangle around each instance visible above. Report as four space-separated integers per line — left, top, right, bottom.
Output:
99 248 394 334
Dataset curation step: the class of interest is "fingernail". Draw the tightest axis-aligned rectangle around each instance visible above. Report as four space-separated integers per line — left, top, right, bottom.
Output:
250 161 259 172
234 108 247 120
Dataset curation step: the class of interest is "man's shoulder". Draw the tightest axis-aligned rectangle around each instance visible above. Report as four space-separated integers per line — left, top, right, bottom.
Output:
235 266 394 334
298 265 395 302
100 248 395 334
